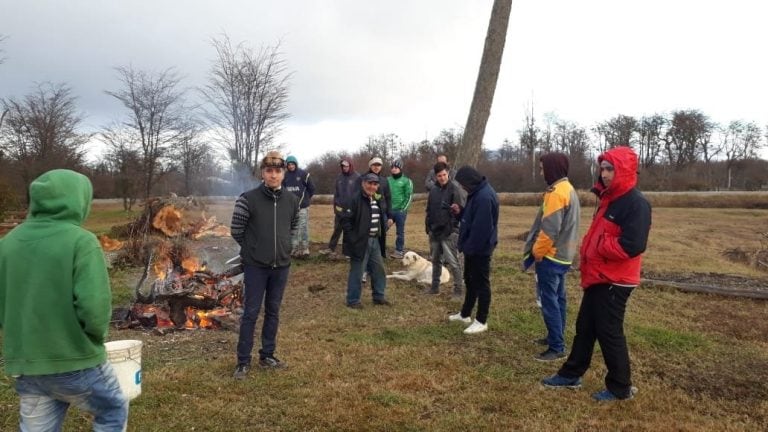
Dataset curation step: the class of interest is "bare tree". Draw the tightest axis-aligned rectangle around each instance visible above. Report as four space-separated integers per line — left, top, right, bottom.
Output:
635 114 666 168
593 114 638 152
106 65 185 198
362 133 402 163
721 120 762 189
172 119 210 196
0 82 89 188
455 0 513 168
518 102 539 181
99 125 142 210
663 109 713 167
200 35 290 187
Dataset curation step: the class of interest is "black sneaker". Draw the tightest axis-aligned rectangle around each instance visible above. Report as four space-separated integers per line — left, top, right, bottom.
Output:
422 287 439 295
373 299 392 306
347 302 364 309
233 363 250 380
534 349 566 362
259 356 287 369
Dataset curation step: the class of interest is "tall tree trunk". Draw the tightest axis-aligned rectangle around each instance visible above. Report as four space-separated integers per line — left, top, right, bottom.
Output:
455 0 513 168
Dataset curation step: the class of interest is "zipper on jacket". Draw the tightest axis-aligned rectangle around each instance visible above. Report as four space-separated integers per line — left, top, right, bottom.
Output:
273 197 278 268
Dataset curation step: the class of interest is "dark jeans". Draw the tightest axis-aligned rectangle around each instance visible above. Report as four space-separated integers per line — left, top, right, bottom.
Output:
328 214 343 251
390 210 407 253
460 254 492 323
237 264 290 365
558 283 634 398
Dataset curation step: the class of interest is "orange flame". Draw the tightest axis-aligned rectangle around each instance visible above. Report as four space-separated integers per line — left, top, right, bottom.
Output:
181 257 200 274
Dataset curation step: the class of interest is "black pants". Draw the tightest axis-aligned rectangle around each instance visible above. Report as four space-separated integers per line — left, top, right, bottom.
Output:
558 283 634 398
237 265 290 365
460 254 491 324
328 214 343 251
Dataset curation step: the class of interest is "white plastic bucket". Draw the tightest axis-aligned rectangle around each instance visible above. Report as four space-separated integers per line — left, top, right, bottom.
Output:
105 340 143 400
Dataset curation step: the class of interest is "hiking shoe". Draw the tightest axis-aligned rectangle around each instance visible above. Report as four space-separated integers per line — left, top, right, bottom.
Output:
373 299 392 306
534 349 566 362
541 374 582 389
259 356 287 369
390 251 404 259
533 337 548 346
233 363 250 380
592 386 638 401
463 319 488 334
448 312 472 324
347 302 364 309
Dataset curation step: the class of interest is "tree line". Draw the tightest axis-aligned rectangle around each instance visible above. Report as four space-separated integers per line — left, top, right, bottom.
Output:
1 32 767 214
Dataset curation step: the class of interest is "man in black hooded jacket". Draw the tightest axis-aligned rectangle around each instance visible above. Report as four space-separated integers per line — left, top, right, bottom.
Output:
447 166 498 335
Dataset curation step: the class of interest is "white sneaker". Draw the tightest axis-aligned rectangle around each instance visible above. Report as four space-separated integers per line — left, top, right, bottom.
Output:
448 312 472 324
463 319 488 334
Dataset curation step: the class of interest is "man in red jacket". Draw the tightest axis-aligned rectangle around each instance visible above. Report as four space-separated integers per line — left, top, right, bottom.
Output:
541 146 651 402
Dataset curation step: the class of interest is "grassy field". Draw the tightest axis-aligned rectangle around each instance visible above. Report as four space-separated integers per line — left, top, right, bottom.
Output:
1 199 767 431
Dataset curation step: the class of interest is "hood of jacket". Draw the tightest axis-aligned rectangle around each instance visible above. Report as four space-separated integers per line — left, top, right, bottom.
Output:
28 169 93 225
341 157 355 175
541 152 569 186
594 146 638 202
454 166 484 194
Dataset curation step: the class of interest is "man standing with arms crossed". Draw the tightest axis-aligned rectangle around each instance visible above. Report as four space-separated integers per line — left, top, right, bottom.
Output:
541 146 651 401
0 169 128 431
231 151 300 379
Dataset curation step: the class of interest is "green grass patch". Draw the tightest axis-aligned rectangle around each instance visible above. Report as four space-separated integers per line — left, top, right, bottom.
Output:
630 325 710 353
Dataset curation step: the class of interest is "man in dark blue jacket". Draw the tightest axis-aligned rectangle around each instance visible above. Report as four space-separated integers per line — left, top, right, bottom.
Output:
283 155 315 257
320 158 359 257
447 166 499 334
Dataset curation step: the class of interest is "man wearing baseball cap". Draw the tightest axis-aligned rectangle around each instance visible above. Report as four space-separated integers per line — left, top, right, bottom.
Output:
341 172 391 308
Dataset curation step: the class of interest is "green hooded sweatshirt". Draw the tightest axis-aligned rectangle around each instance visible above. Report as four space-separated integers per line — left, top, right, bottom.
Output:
0 169 111 376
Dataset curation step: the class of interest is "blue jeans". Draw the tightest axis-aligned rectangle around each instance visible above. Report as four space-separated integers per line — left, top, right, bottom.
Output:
347 237 387 305
535 259 570 353
237 264 290 364
390 210 407 253
14 362 129 432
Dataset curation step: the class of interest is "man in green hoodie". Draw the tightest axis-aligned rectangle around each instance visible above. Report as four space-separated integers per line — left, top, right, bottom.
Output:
0 169 128 431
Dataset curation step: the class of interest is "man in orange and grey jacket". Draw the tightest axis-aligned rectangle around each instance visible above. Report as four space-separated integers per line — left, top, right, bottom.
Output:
542 146 651 402
523 152 581 362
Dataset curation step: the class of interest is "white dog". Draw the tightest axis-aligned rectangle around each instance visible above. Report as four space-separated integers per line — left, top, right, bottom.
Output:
387 251 450 284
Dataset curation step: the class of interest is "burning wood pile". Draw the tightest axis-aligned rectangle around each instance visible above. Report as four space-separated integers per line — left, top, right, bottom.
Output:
105 197 243 332
120 242 244 332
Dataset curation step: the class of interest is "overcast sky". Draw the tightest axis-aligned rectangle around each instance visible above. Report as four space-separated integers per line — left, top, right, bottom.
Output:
2 0 767 163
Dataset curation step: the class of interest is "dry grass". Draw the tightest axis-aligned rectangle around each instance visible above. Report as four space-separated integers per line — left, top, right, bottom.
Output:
1 199 767 431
